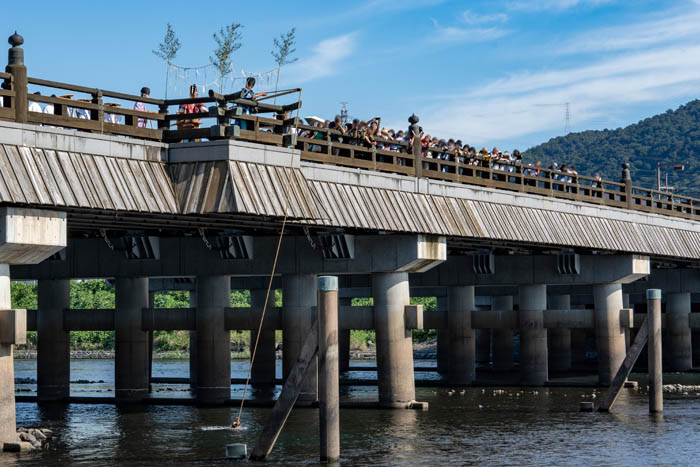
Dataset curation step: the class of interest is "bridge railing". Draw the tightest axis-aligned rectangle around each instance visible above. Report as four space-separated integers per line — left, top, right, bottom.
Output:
0 72 15 121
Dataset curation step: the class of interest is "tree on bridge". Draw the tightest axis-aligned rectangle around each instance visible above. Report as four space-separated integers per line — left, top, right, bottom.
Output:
210 23 243 93
271 27 298 104
152 23 181 99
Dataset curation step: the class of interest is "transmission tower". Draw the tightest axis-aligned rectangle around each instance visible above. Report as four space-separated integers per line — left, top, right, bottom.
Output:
565 102 570 134
535 102 571 134
339 102 349 125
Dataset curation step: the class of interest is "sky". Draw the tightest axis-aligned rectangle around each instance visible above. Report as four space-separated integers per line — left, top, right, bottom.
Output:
5 0 700 150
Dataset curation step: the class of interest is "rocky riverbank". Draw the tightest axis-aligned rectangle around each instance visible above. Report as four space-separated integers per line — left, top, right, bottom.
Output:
2 428 54 453
13 339 437 361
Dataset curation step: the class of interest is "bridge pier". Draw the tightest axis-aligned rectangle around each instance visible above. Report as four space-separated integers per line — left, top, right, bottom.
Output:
195 275 231 405
519 284 548 385
447 286 475 385
436 296 448 374
666 292 692 371
282 274 318 404
0 265 19 444
373 272 415 407
115 277 150 402
593 283 626 386
492 295 514 371
548 294 572 373
476 328 491 365
250 288 276 386
188 290 197 389
339 297 352 372
37 279 71 402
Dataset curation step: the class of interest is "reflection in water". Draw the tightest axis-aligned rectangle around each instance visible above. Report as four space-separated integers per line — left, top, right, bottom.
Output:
9 359 700 465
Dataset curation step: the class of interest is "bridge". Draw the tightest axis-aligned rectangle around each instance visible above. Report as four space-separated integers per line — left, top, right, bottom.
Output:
1 33 700 445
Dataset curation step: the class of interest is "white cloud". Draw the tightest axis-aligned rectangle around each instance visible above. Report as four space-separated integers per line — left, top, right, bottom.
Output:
419 43 700 145
462 10 509 24
430 19 511 44
558 9 700 54
284 33 358 84
507 0 615 11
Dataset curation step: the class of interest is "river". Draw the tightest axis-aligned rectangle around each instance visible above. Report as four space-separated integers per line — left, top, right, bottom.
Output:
7 359 700 465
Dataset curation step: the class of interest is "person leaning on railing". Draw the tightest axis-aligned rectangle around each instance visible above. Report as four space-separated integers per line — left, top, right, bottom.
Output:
236 77 267 130
134 86 150 128
178 84 207 130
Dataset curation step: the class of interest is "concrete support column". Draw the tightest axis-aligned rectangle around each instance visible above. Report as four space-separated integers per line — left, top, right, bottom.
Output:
37 279 70 401
693 329 700 368
492 295 514 371
519 284 548 385
571 329 588 368
593 283 626 386
373 272 415 407
548 294 571 373
188 290 197 389
666 292 692 371
476 329 491 365
0 265 18 444
436 296 449 374
250 289 276 385
282 274 318 403
339 297 352 372
115 277 150 402
148 291 155 393
447 286 475 384
622 293 631 351
195 275 231 405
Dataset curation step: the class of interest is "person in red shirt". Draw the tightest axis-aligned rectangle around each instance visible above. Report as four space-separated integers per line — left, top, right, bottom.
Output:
178 84 207 130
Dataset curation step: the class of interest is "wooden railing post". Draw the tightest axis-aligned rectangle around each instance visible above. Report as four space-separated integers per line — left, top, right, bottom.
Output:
6 32 27 123
409 114 422 178
622 162 633 209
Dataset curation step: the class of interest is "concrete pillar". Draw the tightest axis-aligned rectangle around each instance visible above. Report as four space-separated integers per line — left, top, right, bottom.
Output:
282 274 318 403
693 330 700 368
666 292 692 371
148 291 155 393
0 264 18 444
114 277 150 402
250 289 276 385
648 289 663 413
571 329 588 368
436 296 448 374
476 328 491 365
188 290 197 389
519 284 547 385
548 294 571 373
593 283 626 386
339 297 352 372
37 279 70 401
492 295 514 371
622 293 631 351
373 272 415 407
318 276 340 462
195 275 231 405
448 286 475 384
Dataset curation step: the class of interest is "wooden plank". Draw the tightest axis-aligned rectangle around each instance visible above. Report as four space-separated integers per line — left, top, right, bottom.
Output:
250 320 319 461
598 316 648 412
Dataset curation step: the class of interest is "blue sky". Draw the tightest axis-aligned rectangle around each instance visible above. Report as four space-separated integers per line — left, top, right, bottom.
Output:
5 0 700 150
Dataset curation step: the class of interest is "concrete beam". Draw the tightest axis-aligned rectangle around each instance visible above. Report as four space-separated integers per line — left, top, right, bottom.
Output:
414 254 650 287
0 309 26 345
63 309 114 331
12 234 445 280
0 207 66 264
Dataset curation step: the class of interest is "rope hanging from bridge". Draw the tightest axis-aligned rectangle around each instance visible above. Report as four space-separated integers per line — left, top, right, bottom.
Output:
233 88 303 429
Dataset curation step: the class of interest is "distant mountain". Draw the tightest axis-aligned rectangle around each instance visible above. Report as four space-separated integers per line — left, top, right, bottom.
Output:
524 100 700 197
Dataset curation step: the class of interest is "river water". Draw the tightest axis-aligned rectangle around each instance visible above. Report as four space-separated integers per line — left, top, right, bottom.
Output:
7 359 700 466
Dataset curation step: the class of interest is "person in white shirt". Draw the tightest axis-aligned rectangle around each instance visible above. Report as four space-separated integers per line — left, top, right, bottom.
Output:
28 91 42 113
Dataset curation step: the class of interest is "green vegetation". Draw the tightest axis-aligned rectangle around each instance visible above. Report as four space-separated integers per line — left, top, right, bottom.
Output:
524 100 700 197
14 281 436 355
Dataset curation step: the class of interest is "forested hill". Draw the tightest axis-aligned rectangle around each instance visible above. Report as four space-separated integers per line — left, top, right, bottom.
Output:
524 100 700 196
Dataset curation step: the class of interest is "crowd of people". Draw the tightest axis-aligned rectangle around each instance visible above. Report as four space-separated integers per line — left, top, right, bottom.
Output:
297 114 590 186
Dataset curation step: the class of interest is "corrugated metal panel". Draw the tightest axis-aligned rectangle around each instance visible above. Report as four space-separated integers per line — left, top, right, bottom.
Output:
0 144 177 213
167 160 325 220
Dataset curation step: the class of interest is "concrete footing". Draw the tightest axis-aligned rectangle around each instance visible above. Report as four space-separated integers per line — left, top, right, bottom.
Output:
548 295 571 373
492 296 514 371
250 289 276 385
282 274 318 403
195 275 231 405
519 284 547 385
666 292 692 371
593 283 626 386
448 286 475 384
37 279 70 401
115 277 150 402
373 272 415 407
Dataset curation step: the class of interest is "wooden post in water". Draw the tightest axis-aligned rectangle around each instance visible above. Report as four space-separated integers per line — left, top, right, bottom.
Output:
647 288 663 413
318 276 340 463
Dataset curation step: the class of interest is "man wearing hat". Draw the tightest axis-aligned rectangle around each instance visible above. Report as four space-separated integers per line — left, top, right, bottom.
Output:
134 87 150 128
